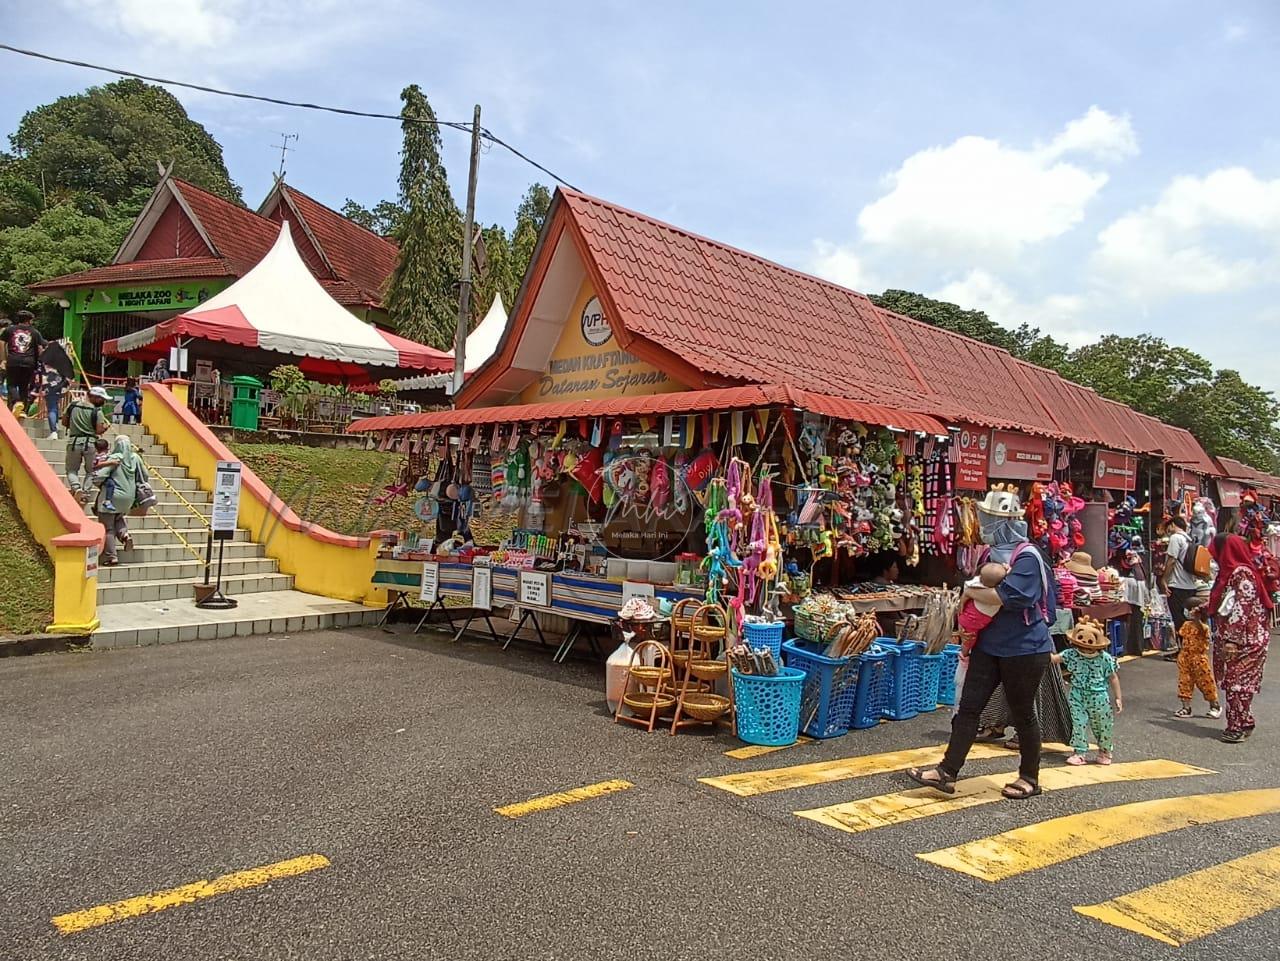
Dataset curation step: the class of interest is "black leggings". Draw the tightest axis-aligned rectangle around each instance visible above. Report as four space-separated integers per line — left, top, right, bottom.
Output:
942 647 1051 783
5 364 34 408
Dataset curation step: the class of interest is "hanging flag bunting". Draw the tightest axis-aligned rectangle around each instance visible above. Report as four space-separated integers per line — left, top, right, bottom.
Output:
662 415 677 447
378 431 392 452
753 409 770 443
745 416 759 445
1056 445 1071 471
608 418 624 451
590 418 604 447
730 411 745 445
470 425 483 451
577 417 590 440
507 425 521 452
638 416 655 434
684 415 697 449
490 423 502 451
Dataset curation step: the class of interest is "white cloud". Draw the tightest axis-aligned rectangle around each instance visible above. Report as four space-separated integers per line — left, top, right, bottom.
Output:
808 240 878 292
933 269 1099 347
1094 167 1280 298
857 107 1136 260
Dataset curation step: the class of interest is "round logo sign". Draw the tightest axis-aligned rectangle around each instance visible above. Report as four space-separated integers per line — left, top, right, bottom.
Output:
580 296 611 347
1097 458 1108 479
993 441 1007 467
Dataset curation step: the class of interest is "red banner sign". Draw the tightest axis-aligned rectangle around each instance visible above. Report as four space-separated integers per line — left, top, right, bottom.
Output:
988 430 1054 482
1093 450 1138 491
1169 467 1199 494
1217 479 1243 508
955 425 989 490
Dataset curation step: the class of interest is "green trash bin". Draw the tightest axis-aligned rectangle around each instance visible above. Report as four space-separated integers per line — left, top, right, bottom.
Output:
229 375 263 430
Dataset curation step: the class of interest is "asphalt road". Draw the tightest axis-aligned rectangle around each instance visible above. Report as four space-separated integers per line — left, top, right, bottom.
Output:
1 625 1276 960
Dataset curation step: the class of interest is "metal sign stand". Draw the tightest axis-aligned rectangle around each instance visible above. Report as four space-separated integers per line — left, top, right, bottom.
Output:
197 460 242 610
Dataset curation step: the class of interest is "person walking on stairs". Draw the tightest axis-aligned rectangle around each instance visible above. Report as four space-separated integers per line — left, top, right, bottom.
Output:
62 385 111 502
90 435 147 566
1 310 46 411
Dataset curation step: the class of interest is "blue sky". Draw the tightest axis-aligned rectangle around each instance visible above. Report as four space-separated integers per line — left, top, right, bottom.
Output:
3 2 1279 396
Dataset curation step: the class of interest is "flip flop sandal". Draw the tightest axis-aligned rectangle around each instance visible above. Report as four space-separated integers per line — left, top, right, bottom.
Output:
1002 778 1041 800
1219 730 1246 744
1096 751 1113 765
906 766 957 795
1066 754 1088 766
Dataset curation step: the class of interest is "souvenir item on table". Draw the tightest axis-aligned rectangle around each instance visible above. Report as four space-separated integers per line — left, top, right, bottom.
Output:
1054 568 1079 609
1065 551 1100 602
618 596 657 621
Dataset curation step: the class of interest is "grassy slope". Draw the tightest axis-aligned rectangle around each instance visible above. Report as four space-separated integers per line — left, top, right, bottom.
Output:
226 443 511 544
0 478 54 635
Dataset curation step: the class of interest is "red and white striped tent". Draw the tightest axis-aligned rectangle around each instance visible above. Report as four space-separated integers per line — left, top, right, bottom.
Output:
103 222 451 383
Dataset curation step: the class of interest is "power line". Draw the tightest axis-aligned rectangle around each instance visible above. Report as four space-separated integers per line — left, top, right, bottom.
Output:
0 42 579 189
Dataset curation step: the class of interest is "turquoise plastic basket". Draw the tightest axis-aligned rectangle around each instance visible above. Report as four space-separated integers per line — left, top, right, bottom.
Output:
732 667 805 746
916 652 944 713
852 648 890 728
743 620 785 660
782 639 859 738
878 639 924 721
937 643 962 706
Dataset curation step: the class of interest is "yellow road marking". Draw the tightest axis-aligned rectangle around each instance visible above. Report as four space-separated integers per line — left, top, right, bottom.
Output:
724 736 813 760
700 743 1075 798
495 778 634 818
920 788 1280 881
1075 844 1280 946
1118 649 1161 663
51 854 330 935
794 760 1211 834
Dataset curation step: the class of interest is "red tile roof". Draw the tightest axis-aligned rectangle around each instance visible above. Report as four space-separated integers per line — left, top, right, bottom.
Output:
348 384 946 435
28 257 234 290
171 180 281 275
558 188 1222 472
277 186 398 306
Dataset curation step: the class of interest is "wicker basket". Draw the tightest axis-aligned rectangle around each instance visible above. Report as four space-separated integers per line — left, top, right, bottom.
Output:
628 665 671 686
680 691 731 721
624 690 677 716
688 658 728 682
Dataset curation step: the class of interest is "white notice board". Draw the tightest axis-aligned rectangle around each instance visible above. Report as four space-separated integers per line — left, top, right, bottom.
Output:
212 460 242 539
518 570 551 609
420 561 440 603
472 563 492 611
622 580 656 605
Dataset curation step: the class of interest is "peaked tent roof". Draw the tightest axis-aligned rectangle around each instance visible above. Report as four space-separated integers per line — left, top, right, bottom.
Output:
390 294 509 391
102 222 449 381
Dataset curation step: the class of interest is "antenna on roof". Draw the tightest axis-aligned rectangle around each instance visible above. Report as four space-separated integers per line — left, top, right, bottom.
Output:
272 132 299 179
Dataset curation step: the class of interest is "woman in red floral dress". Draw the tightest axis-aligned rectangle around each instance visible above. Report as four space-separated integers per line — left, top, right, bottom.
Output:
1209 534 1273 743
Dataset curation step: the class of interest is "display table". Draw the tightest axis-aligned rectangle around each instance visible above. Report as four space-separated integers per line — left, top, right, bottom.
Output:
370 557 703 661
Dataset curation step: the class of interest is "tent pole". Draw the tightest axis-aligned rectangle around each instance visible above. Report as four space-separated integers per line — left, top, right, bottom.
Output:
452 104 482 400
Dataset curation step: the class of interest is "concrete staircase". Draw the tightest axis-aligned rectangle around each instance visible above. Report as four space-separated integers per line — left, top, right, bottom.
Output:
21 419 380 647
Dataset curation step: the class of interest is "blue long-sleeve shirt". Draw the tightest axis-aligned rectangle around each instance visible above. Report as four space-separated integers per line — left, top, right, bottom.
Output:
978 545 1056 658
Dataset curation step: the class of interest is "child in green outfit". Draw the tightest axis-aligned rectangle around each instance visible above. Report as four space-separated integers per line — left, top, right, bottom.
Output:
1052 617 1123 765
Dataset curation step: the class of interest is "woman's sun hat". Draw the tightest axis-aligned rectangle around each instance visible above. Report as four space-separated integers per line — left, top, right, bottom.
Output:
1067 616 1109 651
1064 551 1097 577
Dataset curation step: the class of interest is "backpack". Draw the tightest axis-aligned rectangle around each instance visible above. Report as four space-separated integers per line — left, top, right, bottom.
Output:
1177 533 1211 579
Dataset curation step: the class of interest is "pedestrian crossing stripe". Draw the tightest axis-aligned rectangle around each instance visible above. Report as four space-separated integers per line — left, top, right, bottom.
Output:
699 743 1075 798
794 760 1212 835
1075 843 1280 946
919 788 1280 881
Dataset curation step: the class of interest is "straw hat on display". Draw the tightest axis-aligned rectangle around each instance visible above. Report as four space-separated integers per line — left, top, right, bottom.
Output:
976 484 1022 518
1064 551 1097 577
1067 617 1109 651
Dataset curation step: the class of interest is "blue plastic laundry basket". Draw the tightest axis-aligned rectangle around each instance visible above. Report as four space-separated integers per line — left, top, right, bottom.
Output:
937 643 962 706
732 667 805 746
743 620 785 660
851 647 890 728
1108 619 1125 657
782 638 860 738
878 639 924 721
916 652 944 713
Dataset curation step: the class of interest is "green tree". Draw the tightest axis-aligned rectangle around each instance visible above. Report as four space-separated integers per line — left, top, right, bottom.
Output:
872 289 1021 352
0 204 130 326
510 182 551 292
340 198 405 237
1064 334 1213 415
384 85 463 349
6 78 241 213
1169 369 1280 472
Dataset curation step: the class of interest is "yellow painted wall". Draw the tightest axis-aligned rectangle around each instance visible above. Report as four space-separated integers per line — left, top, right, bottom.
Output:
519 279 679 404
142 384 387 606
0 404 102 633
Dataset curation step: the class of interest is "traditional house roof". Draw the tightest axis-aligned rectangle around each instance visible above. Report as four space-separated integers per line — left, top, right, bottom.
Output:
460 187 1222 474
31 178 399 310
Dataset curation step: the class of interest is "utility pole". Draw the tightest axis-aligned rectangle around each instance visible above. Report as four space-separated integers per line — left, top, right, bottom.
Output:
453 104 482 397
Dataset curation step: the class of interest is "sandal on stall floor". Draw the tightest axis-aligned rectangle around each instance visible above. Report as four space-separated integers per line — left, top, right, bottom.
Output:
1002 777 1041 800
906 766 957 795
